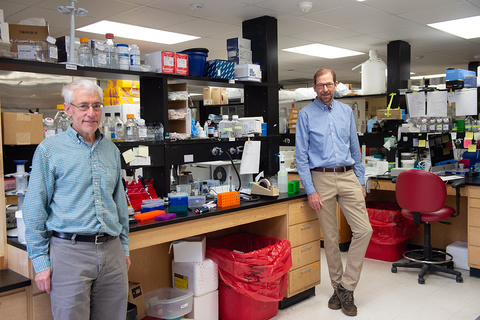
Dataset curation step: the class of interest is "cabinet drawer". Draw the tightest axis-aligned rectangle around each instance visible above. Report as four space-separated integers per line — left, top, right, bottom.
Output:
289 201 317 226
469 207 480 227
288 261 320 297
469 226 480 247
0 290 28 320
33 293 53 320
469 198 480 209
468 244 480 268
288 220 320 247
291 240 320 270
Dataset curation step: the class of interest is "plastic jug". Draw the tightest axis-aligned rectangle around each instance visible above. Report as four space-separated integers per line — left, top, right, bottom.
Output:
353 50 387 95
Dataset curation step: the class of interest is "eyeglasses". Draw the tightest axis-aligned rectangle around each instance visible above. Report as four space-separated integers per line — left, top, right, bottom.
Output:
70 103 103 111
315 83 335 90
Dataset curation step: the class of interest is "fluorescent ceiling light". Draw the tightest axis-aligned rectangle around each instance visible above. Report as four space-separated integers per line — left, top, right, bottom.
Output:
428 16 480 39
282 44 364 59
77 20 200 44
410 73 446 80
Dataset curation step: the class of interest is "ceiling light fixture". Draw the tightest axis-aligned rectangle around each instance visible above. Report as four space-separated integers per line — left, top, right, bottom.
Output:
77 21 200 45
283 43 364 59
298 2 313 13
190 3 204 10
428 15 480 39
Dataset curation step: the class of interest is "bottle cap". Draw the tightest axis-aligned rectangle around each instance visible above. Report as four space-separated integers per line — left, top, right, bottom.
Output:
44 118 54 125
222 115 228 120
115 112 121 116
127 114 134 119
105 113 111 117
57 104 64 110
105 33 114 39
232 115 238 119
80 37 89 43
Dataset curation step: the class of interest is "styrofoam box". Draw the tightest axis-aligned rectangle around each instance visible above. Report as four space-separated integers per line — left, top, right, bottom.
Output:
186 290 219 320
172 258 218 296
446 241 469 270
172 236 206 262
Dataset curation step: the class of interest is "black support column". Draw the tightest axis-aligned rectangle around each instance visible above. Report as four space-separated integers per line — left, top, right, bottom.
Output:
387 40 410 109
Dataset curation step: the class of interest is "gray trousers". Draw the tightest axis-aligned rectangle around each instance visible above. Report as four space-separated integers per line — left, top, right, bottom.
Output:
312 170 372 292
50 236 128 320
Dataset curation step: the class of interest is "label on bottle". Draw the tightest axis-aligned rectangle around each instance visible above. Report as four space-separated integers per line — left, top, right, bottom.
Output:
138 128 147 138
130 54 140 66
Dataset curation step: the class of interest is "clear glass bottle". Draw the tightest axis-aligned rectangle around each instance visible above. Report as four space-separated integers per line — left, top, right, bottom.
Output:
54 104 70 134
77 37 92 66
232 114 242 138
207 115 217 138
465 115 473 132
102 113 113 140
112 112 124 141
124 114 138 141
428 118 436 132
420 118 428 133
436 118 443 132
155 122 164 141
146 122 155 141
104 33 118 69
137 118 147 141
474 118 480 132
443 118 450 132
129 44 141 71
93 40 107 68
43 118 56 139
46 36 58 63
218 115 232 138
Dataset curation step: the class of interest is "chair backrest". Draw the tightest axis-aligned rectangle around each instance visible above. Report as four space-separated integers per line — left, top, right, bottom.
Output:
395 169 447 213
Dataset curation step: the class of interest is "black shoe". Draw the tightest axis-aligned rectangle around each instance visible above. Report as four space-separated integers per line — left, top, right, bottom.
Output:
336 284 357 316
328 290 341 310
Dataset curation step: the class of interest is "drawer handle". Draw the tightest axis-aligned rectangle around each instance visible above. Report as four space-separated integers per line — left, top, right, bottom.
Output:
301 224 312 230
300 203 309 207
301 245 313 252
301 267 313 273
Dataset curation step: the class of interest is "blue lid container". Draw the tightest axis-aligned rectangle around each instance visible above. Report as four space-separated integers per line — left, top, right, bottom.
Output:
180 48 208 77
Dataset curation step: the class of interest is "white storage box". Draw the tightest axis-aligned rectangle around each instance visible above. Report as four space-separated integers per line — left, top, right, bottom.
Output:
446 241 469 270
186 290 219 320
235 63 262 82
171 236 206 262
172 258 218 296
144 287 193 319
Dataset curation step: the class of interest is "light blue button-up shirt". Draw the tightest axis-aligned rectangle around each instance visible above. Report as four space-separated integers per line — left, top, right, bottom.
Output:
23 126 129 273
295 98 365 195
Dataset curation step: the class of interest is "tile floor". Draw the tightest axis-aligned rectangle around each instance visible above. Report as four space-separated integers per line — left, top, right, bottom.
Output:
273 248 480 320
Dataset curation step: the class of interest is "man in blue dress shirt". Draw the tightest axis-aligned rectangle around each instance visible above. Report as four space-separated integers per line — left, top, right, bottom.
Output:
296 68 372 317
23 79 130 319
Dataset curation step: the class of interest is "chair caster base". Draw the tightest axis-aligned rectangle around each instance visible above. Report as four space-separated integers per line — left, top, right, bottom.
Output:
391 266 397 273
456 275 463 283
418 277 425 284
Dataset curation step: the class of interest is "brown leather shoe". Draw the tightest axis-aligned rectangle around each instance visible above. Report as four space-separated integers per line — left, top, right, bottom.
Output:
336 284 357 316
328 290 341 310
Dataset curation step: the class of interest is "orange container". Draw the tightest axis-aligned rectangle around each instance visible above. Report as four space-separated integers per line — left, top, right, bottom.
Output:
133 210 165 221
217 191 240 208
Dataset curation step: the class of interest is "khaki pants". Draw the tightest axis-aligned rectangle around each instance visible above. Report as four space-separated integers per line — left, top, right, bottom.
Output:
312 170 372 292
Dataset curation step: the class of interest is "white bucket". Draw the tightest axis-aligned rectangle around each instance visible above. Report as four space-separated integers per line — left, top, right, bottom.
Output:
15 210 26 244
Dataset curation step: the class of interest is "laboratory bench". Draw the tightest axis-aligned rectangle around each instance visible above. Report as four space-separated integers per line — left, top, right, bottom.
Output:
6 190 323 319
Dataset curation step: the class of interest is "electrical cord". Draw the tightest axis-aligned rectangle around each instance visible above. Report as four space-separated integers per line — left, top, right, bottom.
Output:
224 149 242 191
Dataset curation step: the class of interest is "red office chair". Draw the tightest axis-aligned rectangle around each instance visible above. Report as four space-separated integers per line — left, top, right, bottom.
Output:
391 170 463 284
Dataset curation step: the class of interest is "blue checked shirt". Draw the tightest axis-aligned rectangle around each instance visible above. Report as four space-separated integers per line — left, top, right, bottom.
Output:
295 98 365 195
23 126 129 273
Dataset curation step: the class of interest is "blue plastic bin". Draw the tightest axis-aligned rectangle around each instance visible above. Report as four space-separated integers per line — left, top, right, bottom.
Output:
180 50 208 77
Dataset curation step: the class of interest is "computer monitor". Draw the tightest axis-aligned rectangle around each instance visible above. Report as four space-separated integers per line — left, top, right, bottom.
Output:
428 133 456 172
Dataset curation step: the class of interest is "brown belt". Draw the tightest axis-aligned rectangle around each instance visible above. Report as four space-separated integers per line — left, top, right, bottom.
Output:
312 166 353 173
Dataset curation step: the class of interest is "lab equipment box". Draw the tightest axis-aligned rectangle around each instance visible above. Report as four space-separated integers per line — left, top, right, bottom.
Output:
186 289 219 320
446 68 476 81
204 60 235 79
128 282 147 319
172 258 218 296
172 236 206 263
446 241 469 270
1 112 44 145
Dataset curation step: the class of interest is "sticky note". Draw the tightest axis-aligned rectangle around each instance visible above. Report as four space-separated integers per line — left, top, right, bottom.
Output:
122 149 136 164
442 135 450 143
468 144 477 152
138 145 149 157
464 139 472 148
443 148 450 155
419 140 426 147
466 132 474 140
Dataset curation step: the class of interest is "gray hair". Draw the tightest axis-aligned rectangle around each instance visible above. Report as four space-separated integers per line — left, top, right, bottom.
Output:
62 79 103 104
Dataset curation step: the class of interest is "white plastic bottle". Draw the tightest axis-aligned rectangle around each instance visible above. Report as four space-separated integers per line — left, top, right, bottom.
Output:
137 118 147 141
43 118 56 139
104 33 117 69
129 44 141 71
124 114 138 141
101 113 113 140
54 104 70 134
353 50 387 95
277 153 288 193
232 115 242 138
219 115 232 138
77 37 92 66
117 44 129 70
112 112 124 141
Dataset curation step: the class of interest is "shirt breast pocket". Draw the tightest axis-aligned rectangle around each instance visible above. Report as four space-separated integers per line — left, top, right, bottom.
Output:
102 167 118 194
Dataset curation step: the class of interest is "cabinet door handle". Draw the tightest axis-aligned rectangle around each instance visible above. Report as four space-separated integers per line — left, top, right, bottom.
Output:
300 203 309 207
301 224 312 230
301 245 313 252
301 267 313 273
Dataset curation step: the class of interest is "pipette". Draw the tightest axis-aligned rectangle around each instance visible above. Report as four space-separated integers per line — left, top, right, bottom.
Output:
138 175 153 199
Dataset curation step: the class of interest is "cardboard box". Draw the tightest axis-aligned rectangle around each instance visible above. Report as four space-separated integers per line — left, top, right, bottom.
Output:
235 63 262 82
175 53 189 75
161 51 175 73
172 236 206 263
446 68 476 81
186 290 219 320
376 108 405 120
9 24 49 53
0 22 9 43
2 112 44 145
203 87 213 105
144 51 175 73
103 96 139 106
128 282 147 320
103 87 140 98
203 87 224 105
205 60 235 79
107 80 140 89
226 37 251 51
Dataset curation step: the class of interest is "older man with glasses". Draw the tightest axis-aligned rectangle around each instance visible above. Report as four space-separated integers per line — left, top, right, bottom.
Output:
23 79 130 319
295 68 372 317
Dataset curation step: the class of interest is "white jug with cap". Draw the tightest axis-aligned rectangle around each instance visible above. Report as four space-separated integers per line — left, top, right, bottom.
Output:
353 50 387 95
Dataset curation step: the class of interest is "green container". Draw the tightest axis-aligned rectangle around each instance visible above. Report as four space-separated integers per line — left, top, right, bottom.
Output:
288 180 300 195
456 120 465 133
